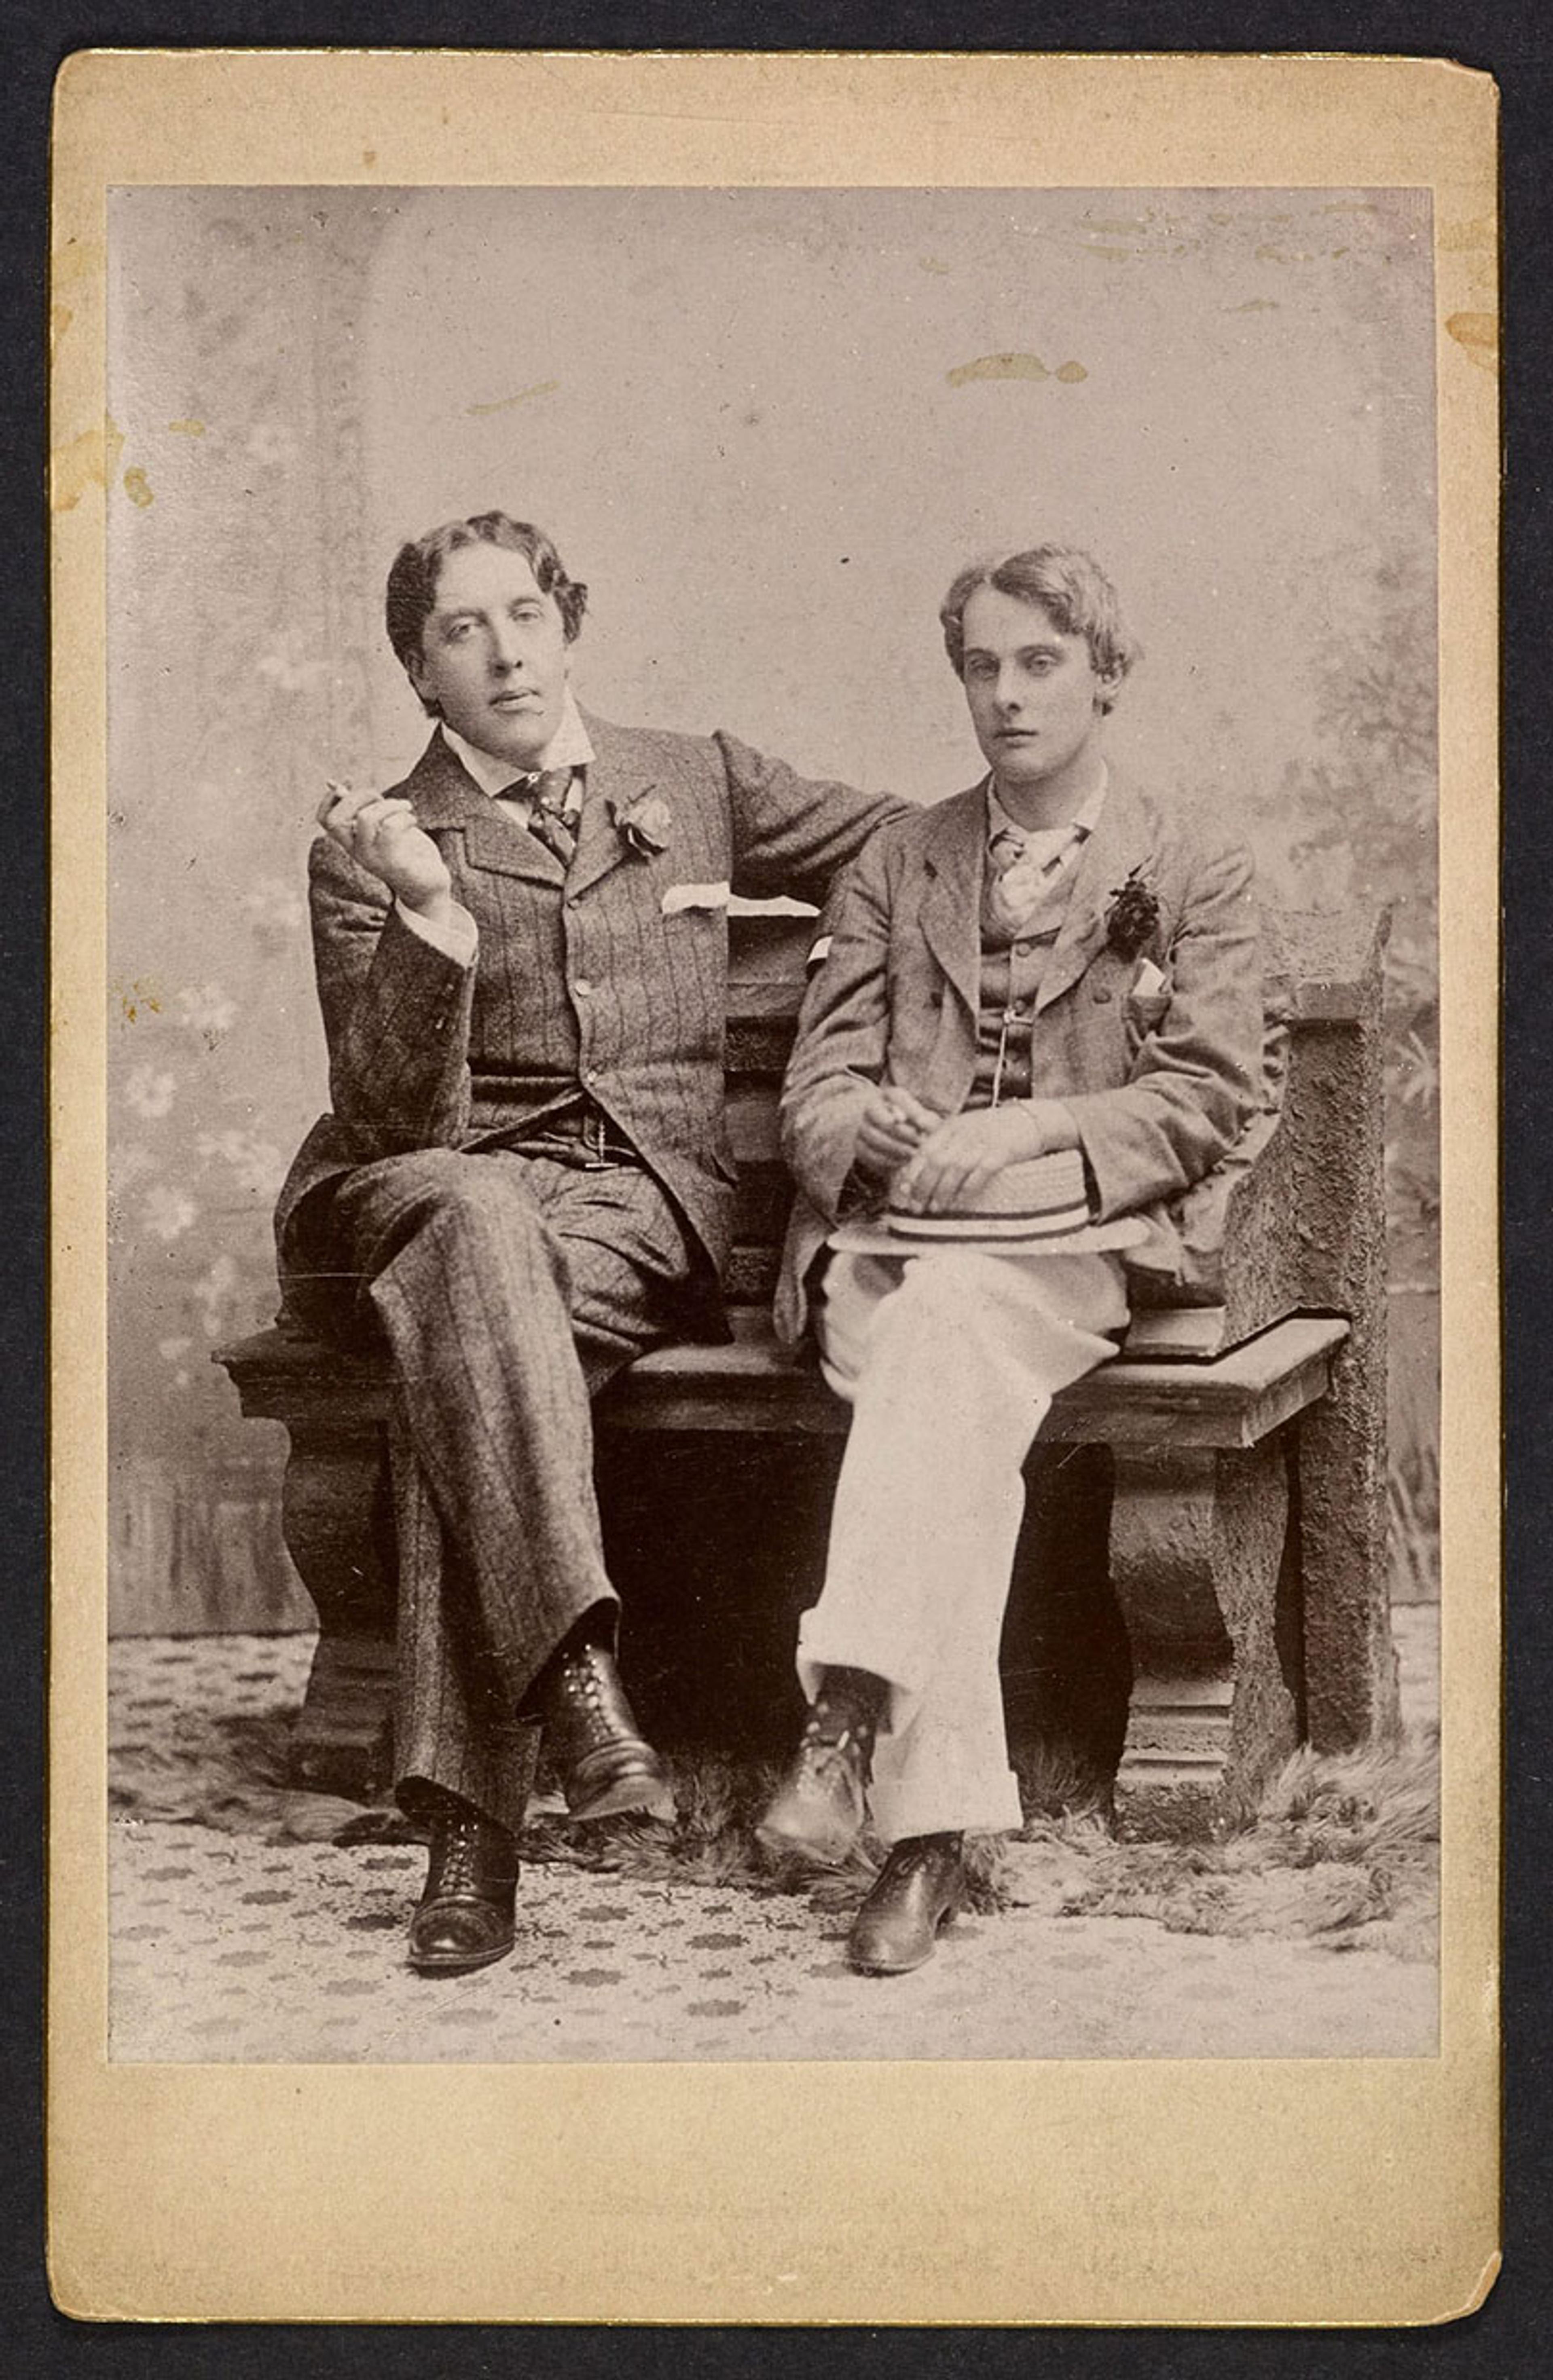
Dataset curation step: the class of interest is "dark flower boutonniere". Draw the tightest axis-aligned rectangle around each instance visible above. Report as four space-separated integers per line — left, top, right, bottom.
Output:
1105 869 1161 961
611 789 671 858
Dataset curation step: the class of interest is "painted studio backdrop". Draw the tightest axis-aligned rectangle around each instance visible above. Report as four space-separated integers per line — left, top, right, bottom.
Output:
104 186 1439 1633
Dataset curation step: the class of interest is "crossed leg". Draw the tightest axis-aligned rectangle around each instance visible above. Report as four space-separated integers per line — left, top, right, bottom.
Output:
295 1145 699 1834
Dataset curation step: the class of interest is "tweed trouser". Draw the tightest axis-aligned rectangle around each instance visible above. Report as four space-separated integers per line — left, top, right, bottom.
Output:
296 1145 699 1837
798 1247 1128 1843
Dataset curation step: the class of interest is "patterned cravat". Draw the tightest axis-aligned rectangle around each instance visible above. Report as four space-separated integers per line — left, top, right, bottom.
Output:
985 819 1089 934
502 766 578 866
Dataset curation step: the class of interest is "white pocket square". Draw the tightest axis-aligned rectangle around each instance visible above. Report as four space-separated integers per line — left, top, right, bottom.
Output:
1132 956 1169 998
661 880 731 915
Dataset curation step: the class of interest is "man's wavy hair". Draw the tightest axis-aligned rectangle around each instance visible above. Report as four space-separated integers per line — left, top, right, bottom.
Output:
386 512 589 712
939 545 1139 713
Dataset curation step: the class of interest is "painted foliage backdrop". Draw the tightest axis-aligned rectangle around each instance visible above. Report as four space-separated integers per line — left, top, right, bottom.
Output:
106 186 1439 1630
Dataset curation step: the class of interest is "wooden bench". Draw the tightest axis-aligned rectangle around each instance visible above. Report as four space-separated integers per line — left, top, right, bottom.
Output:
218 907 1397 1836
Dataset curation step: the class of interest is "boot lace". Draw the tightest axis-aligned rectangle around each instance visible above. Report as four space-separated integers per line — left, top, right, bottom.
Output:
431 1814 484 1896
797 1701 874 1785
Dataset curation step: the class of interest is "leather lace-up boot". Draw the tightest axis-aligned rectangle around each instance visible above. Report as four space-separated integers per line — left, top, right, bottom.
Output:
406 1793 520 1976
755 1666 886 1867
540 1636 675 1824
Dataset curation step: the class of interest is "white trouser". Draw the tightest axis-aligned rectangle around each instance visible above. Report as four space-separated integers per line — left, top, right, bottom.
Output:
798 1247 1129 1844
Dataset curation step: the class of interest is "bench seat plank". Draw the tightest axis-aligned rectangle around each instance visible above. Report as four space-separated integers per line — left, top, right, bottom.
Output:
607 1313 1349 1446
219 1312 1348 1452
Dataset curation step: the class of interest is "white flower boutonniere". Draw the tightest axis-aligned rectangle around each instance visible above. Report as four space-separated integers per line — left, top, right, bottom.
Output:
611 790 671 857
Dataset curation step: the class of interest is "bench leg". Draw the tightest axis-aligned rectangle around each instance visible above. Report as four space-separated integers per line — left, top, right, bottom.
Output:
1286 992 1401 1753
1296 1346 1402 1754
1107 1435 1301 1837
279 1423 398 1798
1001 1444 1132 1816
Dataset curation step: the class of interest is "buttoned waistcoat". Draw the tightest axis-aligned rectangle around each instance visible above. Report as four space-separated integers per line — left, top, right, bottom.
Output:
774 770 1267 1344
276 714 901 1330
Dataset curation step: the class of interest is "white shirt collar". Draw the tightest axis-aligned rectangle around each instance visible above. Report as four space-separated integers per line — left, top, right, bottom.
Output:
987 763 1109 851
440 688 595 800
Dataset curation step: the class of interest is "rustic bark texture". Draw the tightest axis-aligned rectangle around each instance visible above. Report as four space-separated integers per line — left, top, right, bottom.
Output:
1274 911 1399 1753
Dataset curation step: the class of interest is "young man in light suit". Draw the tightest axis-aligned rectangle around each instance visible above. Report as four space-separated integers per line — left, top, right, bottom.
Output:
277 511 901 1974
758 545 1266 1974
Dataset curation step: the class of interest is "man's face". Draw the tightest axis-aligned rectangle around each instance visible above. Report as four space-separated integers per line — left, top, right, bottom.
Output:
407 540 572 769
959 585 1117 796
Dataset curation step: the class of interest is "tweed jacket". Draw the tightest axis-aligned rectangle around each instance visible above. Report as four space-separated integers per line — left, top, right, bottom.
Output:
277 712 901 1323
774 768 1265 1344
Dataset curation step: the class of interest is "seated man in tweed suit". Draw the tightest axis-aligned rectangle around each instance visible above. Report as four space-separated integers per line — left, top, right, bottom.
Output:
277 510 901 1974
757 546 1266 1975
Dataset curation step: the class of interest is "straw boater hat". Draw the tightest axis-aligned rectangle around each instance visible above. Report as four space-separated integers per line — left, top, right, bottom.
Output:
828 1147 1150 1260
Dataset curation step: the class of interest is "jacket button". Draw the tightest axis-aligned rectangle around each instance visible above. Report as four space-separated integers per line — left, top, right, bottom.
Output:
573 978 593 999
1093 987 1114 1004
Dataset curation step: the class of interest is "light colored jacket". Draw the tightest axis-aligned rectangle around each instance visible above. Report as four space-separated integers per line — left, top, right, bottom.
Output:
774 769 1265 1344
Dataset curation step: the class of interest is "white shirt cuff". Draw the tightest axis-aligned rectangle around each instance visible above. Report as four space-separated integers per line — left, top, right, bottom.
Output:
396 896 478 967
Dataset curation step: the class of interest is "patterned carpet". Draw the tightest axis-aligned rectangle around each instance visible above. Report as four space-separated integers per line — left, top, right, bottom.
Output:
106 1612 1439 2065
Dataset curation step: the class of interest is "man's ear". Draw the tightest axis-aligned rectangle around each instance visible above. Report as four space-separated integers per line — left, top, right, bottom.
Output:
404 646 436 715
1095 663 1124 711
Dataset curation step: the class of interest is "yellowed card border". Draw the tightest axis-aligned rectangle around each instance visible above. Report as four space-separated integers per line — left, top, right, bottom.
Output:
49 50 1500 2325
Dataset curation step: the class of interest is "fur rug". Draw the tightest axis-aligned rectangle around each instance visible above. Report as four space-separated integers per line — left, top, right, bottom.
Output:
109 1655 1438 1956
1039 1736 1441 1960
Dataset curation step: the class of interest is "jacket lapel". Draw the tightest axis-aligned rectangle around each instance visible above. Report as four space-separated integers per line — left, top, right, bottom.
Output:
565 719 639 903
406 730 565 888
918 783 989 1017
1034 776 1158 1013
